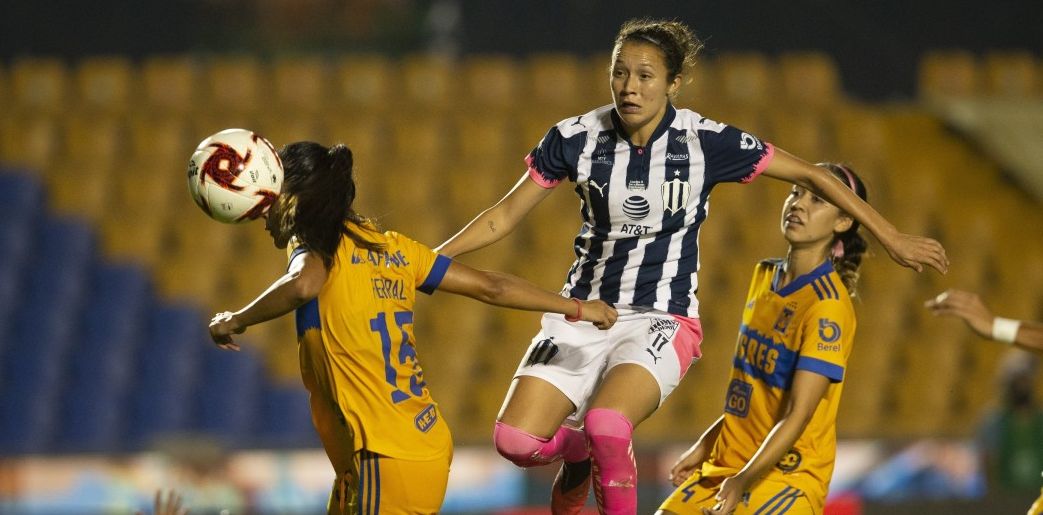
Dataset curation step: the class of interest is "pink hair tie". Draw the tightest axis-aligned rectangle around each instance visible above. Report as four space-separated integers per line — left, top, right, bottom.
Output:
832 239 845 259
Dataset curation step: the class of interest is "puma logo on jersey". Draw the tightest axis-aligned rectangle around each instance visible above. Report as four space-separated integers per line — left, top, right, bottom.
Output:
526 337 559 366
589 179 607 196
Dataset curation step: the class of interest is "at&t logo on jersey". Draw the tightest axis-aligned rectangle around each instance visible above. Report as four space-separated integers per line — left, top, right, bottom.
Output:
622 196 650 220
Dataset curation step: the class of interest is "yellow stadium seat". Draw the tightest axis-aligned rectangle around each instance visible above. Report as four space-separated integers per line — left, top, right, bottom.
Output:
203 56 265 115
452 112 515 164
462 55 520 113
332 54 396 113
918 50 981 100
983 51 1038 98
272 57 328 113
141 56 198 114
672 57 718 112
716 53 773 106
75 56 134 114
255 113 326 150
400 54 456 112
526 53 585 117
778 52 842 108
10 57 68 114
0 64 9 113
45 159 113 223
128 114 191 163
99 207 167 267
387 114 450 164
0 114 61 170
764 108 828 159
62 113 124 167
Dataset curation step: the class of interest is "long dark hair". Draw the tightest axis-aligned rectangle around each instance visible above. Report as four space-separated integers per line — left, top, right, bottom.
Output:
819 163 868 296
277 141 383 268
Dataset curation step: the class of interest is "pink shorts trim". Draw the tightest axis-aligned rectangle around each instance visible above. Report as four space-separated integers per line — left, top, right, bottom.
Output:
670 315 703 378
741 142 775 184
525 154 562 189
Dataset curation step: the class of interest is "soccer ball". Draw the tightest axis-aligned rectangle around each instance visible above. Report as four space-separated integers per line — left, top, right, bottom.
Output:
187 128 283 224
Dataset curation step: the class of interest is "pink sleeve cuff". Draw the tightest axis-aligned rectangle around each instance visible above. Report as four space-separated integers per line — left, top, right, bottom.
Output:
525 154 562 189
741 142 775 184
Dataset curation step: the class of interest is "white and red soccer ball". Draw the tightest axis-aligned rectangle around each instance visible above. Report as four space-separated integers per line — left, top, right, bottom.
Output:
188 128 283 224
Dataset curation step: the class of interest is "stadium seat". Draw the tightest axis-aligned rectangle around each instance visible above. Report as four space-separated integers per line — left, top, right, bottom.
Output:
526 53 585 117
196 347 264 445
400 54 456 112
0 114 61 171
983 51 1038 98
74 56 134 114
44 159 113 224
0 171 44 343
141 55 198 114
255 113 326 151
10 57 68 115
62 113 125 167
272 56 328 114
203 56 265 115
764 107 828 159
716 53 773 106
918 50 981 100
128 114 191 163
462 55 520 113
778 52 842 108
258 383 320 448
127 304 206 447
332 54 396 113
451 113 515 165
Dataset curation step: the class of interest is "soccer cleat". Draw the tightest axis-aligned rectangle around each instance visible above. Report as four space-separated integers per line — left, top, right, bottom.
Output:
551 458 592 515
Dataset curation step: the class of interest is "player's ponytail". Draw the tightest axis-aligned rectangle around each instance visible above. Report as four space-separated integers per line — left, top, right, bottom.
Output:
278 141 383 268
819 163 868 297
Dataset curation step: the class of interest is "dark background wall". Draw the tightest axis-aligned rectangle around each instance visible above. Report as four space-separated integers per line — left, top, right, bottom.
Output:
2 0 1040 100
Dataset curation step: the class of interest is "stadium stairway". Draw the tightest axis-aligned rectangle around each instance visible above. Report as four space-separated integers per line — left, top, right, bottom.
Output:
0 170 318 455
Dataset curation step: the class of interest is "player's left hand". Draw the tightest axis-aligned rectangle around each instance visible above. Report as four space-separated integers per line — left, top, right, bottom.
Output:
703 474 749 515
209 311 245 351
883 231 948 274
925 289 993 338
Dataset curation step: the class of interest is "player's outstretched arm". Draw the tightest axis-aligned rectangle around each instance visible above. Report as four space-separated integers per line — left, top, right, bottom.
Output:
926 289 1043 353
762 149 949 274
208 251 329 350
436 260 617 330
436 173 554 258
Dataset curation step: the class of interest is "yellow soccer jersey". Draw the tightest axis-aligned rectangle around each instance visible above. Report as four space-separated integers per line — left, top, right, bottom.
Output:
701 258 856 505
290 224 453 461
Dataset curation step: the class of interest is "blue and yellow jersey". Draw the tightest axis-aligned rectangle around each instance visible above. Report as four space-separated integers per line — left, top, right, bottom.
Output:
290 222 453 461
701 258 856 504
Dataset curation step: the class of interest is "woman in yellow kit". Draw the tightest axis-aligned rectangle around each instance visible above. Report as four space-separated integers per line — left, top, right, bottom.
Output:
207 141 618 514
658 163 868 515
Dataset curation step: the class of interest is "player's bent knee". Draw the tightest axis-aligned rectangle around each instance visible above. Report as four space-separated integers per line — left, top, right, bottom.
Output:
493 421 550 467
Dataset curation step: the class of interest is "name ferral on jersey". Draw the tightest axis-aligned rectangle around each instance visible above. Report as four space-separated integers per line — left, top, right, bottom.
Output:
372 278 407 300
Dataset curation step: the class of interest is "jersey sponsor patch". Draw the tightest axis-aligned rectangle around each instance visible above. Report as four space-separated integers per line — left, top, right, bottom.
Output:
414 403 438 433
818 318 841 343
724 378 753 417
773 306 795 334
776 449 802 472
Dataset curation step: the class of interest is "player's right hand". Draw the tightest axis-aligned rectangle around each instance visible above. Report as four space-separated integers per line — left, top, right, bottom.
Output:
209 311 245 351
581 300 618 330
669 443 706 487
884 231 949 274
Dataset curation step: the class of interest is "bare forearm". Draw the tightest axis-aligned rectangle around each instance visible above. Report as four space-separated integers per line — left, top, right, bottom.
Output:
736 415 810 482
804 161 896 244
437 206 518 258
471 271 579 316
234 273 314 328
691 415 725 461
1015 321 1043 352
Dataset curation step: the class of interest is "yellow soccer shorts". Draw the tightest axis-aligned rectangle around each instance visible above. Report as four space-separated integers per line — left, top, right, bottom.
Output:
335 449 451 515
660 475 816 515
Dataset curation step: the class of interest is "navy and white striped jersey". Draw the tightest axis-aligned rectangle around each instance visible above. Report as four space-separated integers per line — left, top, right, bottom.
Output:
526 104 775 317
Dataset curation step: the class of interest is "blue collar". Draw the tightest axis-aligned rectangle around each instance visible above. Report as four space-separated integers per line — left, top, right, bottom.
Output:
610 103 676 148
772 259 835 297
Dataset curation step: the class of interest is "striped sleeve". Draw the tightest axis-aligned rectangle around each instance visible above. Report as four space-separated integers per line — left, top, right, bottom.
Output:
699 124 775 185
526 125 585 188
